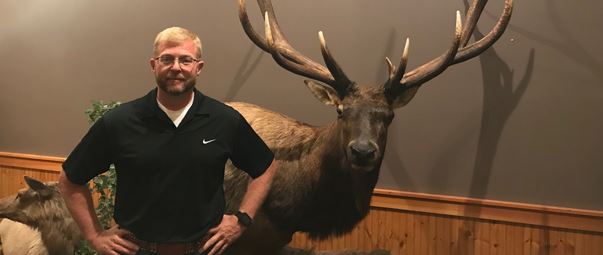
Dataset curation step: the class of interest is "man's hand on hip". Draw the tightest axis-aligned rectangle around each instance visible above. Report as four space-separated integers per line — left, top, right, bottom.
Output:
202 214 245 255
90 225 139 255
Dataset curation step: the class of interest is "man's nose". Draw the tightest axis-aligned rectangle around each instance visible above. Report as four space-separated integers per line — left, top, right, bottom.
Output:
169 61 184 71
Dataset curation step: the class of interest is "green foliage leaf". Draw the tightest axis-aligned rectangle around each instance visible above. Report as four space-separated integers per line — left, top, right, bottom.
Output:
76 101 120 255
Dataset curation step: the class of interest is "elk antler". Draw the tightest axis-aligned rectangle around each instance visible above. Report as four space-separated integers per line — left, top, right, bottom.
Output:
239 0 513 100
385 0 514 97
239 0 354 97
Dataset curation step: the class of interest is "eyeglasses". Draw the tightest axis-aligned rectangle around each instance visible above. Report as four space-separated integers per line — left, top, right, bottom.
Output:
154 55 200 67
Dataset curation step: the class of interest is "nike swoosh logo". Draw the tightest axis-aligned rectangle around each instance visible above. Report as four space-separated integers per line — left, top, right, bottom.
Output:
203 139 216 144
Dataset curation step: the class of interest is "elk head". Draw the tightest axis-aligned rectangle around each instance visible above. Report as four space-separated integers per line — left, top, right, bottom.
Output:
239 0 513 172
0 176 82 255
0 176 61 228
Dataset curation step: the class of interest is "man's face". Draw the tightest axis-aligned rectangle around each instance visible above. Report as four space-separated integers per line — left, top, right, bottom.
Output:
150 39 204 96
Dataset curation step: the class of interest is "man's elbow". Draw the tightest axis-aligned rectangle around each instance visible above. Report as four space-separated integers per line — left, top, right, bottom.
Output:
265 159 278 178
58 171 84 194
255 159 277 182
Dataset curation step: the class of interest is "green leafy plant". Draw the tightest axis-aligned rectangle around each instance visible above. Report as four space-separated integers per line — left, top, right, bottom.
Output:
76 100 120 255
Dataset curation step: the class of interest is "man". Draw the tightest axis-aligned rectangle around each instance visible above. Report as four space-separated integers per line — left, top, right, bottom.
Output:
59 27 277 255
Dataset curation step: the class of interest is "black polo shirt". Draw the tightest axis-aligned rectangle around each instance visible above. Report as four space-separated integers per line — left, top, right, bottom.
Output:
63 88 274 242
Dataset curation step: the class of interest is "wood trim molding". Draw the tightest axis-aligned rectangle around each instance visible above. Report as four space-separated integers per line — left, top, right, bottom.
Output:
372 189 603 233
0 151 64 172
2 151 602 233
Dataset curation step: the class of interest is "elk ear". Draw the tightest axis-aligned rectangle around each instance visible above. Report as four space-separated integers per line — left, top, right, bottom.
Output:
24 176 46 192
24 176 54 198
304 80 341 107
391 86 420 109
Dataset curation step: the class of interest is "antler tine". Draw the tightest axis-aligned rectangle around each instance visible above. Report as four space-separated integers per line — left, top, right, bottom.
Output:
460 0 488 47
401 11 463 88
398 0 512 89
454 0 513 64
384 38 410 96
239 0 327 74
263 13 332 85
262 14 337 87
385 57 395 79
239 0 354 96
319 31 353 95
239 0 271 52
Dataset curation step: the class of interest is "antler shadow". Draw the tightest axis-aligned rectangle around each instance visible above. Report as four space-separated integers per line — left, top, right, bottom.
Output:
224 44 265 101
455 0 535 252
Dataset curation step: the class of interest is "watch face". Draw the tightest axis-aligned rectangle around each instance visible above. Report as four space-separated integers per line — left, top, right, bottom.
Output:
236 211 252 227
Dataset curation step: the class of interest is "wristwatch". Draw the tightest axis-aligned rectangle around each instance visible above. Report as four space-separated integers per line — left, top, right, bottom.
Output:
235 211 253 227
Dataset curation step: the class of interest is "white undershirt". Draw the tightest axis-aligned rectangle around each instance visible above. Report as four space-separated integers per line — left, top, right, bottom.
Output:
157 93 194 127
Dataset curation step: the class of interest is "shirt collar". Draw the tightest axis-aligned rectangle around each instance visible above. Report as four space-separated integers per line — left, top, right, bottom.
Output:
139 87 210 119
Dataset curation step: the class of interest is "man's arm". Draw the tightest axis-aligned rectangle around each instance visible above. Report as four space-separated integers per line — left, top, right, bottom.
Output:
58 172 139 255
237 158 277 218
203 159 278 255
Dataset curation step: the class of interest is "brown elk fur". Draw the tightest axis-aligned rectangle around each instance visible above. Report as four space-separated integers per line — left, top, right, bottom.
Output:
224 100 383 254
0 177 81 255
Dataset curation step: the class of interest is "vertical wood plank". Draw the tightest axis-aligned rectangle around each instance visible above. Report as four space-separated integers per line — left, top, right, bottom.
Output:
398 212 406 255
389 209 400 254
550 229 564 255
405 212 415 255
435 215 445 255
458 219 475 255
524 226 533 255
509 223 526 255
491 221 506 255
564 231 576 255
418 214 429 255
475 220 490 255
531 227 544 255
427 215 437 255
442 215 453 255
592 233 603 255
378 209 387 249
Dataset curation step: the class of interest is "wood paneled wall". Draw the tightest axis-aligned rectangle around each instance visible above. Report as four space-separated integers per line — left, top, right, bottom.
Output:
290 209 603 255
1 152 602 255
0 152 63 197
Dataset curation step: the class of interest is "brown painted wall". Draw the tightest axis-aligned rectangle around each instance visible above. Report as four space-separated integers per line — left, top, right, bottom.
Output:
0 1 602 211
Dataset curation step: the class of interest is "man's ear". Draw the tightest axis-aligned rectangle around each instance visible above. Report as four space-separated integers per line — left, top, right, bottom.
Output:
150 58 157 72
304 80 341 106
391 86 420 108
196 61 205 76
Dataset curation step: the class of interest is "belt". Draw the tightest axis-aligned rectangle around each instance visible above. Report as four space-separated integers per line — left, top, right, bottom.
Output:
129 236 204 255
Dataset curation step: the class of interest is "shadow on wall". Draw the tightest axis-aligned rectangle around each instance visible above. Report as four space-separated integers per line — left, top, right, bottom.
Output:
456 0 536 251
468 42 534 201
224 44 264 102
424 3 535 198
484 0 602 83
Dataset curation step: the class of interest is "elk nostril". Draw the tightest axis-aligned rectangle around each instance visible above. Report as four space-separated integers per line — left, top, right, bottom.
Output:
366 149 375 159
350 144 376 160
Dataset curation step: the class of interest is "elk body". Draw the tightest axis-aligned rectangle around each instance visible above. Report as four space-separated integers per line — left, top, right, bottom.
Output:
0 177 81 255
223 0 513 254
0 219 47 255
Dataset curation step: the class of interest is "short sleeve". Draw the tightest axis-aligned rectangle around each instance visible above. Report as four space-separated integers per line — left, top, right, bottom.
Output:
230 114 274 178
62 117 113 185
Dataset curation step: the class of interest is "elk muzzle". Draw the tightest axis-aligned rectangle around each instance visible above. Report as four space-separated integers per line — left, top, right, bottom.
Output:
348 140 379 171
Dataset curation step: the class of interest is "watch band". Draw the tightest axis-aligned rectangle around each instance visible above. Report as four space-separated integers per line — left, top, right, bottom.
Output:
235 211 253 227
